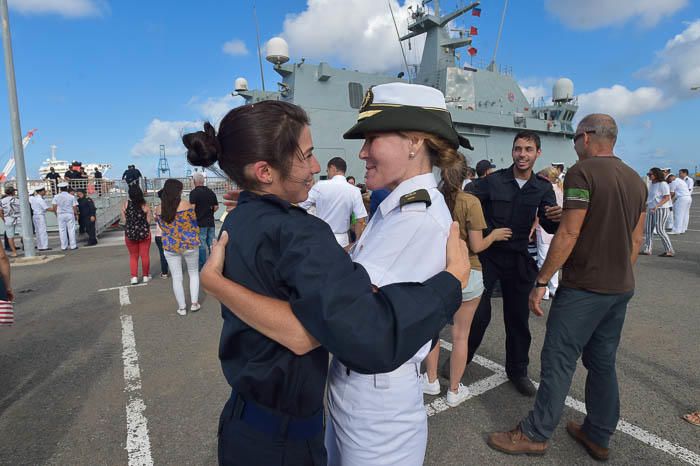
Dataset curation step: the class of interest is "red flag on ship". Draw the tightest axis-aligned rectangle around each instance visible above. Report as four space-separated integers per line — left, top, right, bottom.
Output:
470 26 478 35
468 47 478 56
472 7 481 17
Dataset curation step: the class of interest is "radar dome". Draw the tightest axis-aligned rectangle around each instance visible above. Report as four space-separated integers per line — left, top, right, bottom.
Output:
266 37 289 65
553 78 574 103
234 77 249 92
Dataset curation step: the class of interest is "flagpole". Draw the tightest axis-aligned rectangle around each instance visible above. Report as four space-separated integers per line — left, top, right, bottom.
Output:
488 0 508 72
0 0 35 258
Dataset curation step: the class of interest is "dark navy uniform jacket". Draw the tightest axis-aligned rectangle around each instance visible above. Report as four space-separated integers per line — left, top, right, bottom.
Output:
77 197 96 220
465 165 558 254
220 191 461 418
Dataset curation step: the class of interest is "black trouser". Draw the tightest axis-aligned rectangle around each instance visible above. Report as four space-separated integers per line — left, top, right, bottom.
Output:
467 248 538 379
154 237 168 275
218 395 326 466
85 219 97 245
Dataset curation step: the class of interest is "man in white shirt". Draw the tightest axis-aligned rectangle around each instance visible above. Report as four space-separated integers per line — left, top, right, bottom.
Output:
52 182 79 250
29 187 54 251
668 174 692 234
679 169 694 192
299 157 368 247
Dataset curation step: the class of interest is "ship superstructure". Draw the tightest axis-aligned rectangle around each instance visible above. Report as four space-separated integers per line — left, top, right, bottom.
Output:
234 0 578 177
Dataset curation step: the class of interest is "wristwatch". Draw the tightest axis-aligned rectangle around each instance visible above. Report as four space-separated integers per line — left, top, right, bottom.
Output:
535 281 548 288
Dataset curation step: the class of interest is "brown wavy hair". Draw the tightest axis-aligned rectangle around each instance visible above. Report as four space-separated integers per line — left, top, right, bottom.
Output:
403 131 468 216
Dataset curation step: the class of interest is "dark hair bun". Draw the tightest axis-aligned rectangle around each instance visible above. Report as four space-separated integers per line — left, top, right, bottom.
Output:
183 121 221 168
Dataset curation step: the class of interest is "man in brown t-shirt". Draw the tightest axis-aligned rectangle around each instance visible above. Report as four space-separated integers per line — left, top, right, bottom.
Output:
488 114 647 461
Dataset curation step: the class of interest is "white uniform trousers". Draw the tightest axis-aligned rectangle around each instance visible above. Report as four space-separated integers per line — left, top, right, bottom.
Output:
334 232 350 248
325 358 427 466
57 213 77 250
672 196 691 233
536 232 559 298
32 214 48 250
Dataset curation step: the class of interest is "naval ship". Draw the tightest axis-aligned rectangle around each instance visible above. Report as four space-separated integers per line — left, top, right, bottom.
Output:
233 0 578 177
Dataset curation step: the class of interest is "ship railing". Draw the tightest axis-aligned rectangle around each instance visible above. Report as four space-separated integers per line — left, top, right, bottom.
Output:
0 176 238 236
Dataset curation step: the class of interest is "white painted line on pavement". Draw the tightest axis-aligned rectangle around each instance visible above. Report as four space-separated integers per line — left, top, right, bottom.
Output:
119 287 131 306
431 339 700 465
98 283 148 292
121 313 153 466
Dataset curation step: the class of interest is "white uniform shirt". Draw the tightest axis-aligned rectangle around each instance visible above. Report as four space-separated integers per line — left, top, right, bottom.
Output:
647 182 672 209
299 175 367 233
670 178 691 198
350 173 452 364
52 191 78 215
29 195 50 216
681 176 694 192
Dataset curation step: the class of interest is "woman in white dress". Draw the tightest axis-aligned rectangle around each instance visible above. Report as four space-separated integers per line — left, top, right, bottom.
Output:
533 167 564 299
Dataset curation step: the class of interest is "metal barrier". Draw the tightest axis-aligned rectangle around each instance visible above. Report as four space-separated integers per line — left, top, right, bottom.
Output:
0 176 237 236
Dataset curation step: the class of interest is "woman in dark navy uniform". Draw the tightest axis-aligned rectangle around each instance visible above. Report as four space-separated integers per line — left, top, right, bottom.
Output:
183 101 468 466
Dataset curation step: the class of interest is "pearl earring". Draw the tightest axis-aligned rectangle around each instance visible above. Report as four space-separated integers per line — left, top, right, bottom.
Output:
409 152 416 159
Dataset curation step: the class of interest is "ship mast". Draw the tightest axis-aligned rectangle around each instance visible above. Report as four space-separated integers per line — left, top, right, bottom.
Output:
399 1 480 89
487 0 509 72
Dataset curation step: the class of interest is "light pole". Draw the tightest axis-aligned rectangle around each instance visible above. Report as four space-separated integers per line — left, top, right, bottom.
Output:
0 0 35 257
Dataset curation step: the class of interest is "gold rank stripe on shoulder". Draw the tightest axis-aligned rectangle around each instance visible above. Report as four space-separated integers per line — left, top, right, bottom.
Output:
400 189 432 208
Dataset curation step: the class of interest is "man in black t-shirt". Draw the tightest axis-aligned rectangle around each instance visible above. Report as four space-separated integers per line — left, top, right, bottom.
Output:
189 172 218 270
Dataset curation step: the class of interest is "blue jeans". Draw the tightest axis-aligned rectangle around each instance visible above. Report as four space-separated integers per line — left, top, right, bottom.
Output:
198 226 216 270
520 286 633 448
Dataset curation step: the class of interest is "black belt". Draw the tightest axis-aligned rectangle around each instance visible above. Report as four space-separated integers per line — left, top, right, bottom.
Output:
226 390 323 441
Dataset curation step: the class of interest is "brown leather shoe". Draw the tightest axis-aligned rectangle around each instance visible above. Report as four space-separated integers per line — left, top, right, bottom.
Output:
566 421 610 461
487 425 548 456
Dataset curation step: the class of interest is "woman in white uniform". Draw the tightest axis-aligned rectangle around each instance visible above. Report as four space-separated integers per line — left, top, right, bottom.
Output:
322 82 474 466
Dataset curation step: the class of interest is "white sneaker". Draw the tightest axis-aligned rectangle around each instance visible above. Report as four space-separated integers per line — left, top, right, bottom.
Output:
446 383 471 407
176 308 187 316
130 277 138 285
143 275 152 283
190 303 201 312
422 373 441 395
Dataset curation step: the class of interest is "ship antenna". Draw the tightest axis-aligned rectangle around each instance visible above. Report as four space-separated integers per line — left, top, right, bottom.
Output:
253 2 266 91
387 0 411 82
488 0 509 72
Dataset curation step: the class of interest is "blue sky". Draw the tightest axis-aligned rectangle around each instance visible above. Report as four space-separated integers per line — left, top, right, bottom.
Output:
0 0 698 179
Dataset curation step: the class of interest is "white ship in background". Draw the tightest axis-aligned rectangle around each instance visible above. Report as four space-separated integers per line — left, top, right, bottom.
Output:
37 145 112 178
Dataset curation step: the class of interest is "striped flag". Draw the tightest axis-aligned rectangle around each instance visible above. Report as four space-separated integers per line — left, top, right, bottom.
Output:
472 7 481 17
0 300 13 326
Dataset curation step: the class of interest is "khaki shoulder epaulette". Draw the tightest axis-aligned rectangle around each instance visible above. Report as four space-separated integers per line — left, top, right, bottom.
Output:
399 189 432 208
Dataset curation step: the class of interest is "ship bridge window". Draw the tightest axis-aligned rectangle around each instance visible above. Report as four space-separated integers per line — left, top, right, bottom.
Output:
348 82 364 109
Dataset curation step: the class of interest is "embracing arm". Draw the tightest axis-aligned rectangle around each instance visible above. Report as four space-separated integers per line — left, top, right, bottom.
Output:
205 222 467 373
201 232 319 356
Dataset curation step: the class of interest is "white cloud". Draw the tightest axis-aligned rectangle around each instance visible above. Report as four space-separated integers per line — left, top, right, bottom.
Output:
544 0 688 30
131 95 245 158
576 85 668 121
222 39 249 56
9 0 105 17
188 94 244 127
281 0 424 73
131 119 203 157
646 19 700 98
